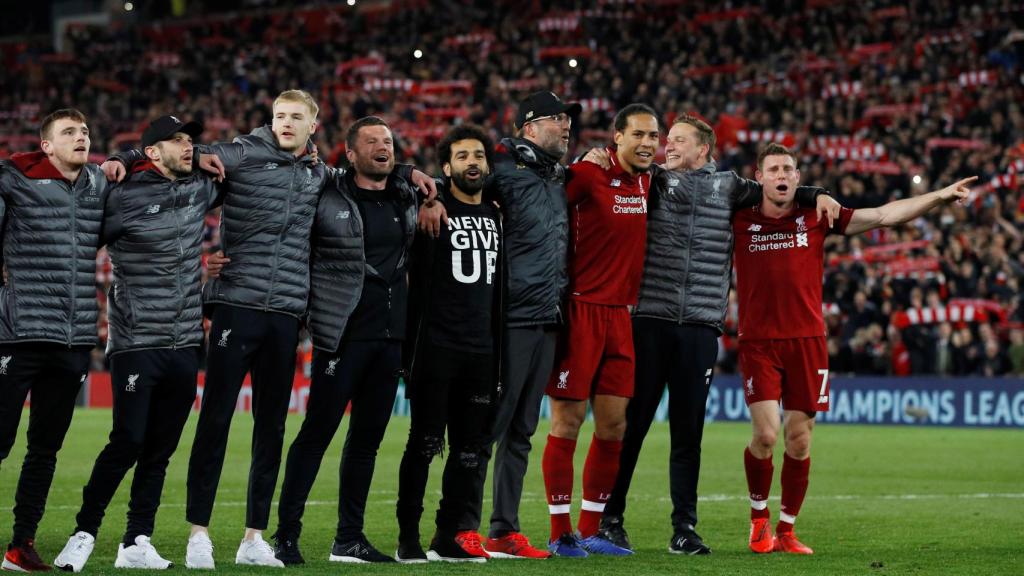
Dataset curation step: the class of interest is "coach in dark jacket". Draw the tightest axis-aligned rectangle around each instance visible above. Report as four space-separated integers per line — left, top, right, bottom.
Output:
0 109 108 570
55 116 222 571
273 116 420 565
456 91 579 557
600 116 835 555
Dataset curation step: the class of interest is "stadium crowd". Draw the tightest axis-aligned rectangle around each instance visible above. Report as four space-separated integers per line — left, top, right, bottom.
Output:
1 0 1022 376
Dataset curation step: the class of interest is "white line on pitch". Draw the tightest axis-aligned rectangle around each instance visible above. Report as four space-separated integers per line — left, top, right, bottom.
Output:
38 492 1024 511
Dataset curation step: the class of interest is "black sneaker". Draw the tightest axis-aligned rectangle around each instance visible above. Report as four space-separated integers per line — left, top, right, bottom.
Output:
395 538 427 564
598 515 632 550
272 532 305 565
426 532 488 563
669 527 711 555
329 536 396 563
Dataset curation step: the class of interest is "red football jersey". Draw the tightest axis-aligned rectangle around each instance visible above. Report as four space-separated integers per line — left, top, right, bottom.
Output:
732 204 855 340
565 151 650 306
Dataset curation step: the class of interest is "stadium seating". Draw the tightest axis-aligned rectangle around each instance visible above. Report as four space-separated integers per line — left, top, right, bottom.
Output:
0 0 1021 376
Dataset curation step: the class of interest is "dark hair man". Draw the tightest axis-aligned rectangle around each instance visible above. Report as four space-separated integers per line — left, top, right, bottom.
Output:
597 116 839 556
270 116 421 565
53 115 221 572
737 143 973 555
394 124 502 563
540 103 659 558
0 109 110 572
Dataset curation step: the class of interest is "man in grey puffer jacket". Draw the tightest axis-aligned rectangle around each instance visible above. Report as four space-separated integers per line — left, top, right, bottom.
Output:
54 115 222 572
597 115 840 555
0 109 109 572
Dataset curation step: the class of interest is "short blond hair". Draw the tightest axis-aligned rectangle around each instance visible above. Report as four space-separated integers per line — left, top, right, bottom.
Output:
273 89 319 118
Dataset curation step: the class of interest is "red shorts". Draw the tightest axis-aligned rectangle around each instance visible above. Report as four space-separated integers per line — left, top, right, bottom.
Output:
738 337 830 412
546 300 634 400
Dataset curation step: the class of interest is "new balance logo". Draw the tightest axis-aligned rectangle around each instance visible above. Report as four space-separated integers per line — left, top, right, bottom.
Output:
796 233 809 247
145 204 161 215
326 358 340 376
126 374 139 392
747 224 762 232
705 368 713 387
263 162 279 170
818 394 829 404
610 179 621 187
557 370 569 389
0 355 11 375
668 178 680 186
336 210 350 220
217 329 232 347
745 377 754 396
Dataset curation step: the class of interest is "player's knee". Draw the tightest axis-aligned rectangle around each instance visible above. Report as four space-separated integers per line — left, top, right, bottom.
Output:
784 432 811 459
595 418 627 441
752 428 777 450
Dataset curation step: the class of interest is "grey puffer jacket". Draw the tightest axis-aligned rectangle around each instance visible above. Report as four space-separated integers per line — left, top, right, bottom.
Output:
489 137 568 327
102 164 222 355
0 152 108 346
636 162 824 332
202 126 328 317
306 171 418 352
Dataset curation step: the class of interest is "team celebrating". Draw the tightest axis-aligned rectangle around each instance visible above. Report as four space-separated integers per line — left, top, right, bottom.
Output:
0 88 974 571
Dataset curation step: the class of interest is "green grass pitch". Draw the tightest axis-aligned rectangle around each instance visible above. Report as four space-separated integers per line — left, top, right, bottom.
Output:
1 409 1021 575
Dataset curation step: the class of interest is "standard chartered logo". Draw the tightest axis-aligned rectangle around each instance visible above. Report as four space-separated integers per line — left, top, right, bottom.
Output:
612 194 646 214
748 232 800 252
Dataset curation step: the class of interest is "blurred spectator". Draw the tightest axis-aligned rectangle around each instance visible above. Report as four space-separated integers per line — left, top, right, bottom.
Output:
0 0 1020 376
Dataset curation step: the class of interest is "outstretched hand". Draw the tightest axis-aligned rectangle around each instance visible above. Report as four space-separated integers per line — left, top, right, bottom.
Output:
940 176 978 204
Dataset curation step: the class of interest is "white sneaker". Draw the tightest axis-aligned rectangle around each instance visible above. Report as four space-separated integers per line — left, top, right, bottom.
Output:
54 531 96 572
235 534 284 567
185 532 215 570
114 535 173 569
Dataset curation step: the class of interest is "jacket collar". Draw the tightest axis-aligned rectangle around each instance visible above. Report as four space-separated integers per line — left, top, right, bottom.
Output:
500 136 561 169
249 125 315 162
10 151 72 183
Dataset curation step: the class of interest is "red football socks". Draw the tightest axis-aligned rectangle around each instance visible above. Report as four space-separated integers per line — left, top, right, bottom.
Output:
744 446 774 520
577 435 623 538
778 453 810 533
543 434 577 541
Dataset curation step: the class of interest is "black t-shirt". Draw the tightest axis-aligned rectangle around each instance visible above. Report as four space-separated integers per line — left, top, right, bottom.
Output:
427 195 500 353
344 185 408 341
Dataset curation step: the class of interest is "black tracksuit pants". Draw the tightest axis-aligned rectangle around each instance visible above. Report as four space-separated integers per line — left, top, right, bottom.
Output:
186 305 300 530
75 348 198 545
0 343 91 545
276 339 401 542
396 341 496 538
605 318 718 532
